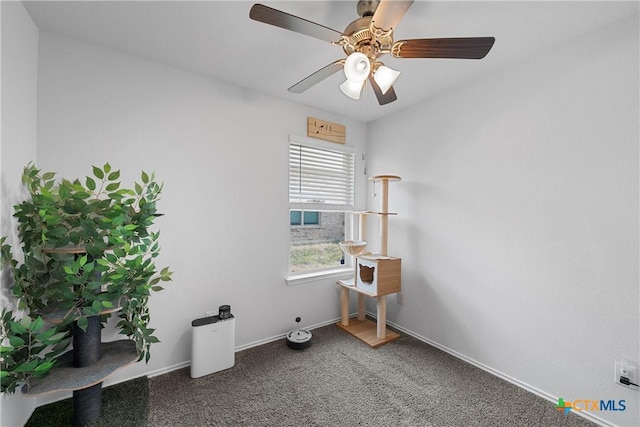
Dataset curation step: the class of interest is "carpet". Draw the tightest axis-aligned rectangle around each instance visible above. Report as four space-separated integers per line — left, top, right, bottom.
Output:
147 324 596 427
25 376 147 426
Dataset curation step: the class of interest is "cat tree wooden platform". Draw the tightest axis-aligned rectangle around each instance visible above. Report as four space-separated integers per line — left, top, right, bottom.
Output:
337 175 401 347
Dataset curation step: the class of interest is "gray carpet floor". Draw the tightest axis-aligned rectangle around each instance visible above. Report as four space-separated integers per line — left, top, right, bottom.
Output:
148 323 596 427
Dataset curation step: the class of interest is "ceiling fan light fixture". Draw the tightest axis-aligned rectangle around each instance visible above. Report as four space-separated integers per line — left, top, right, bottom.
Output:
340 79 366 100
343 52 371 81
341 52 370 100
373 65 401 95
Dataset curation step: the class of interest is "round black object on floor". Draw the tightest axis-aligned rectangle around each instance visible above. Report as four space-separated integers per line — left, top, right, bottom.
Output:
286 329 312 350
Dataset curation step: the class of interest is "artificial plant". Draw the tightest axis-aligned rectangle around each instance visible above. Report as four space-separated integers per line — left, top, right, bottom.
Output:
0 163 172 394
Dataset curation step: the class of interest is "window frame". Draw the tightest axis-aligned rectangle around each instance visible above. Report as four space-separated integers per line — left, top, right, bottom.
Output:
288 135 356 212
290 210 321 228
286 135 356 285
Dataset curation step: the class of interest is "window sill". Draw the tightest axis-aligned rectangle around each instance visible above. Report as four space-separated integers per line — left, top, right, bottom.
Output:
286 268 353 286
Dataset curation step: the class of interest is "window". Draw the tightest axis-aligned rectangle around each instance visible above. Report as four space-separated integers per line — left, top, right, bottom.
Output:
289 139 355 275
290 210 319 226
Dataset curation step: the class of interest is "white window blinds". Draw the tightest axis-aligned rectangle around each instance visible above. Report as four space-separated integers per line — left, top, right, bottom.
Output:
289 142 355 211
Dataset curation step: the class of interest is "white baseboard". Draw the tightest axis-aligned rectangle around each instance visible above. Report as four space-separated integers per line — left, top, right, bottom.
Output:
234 316 344 352
149 316 346 378
146 361 191 378
378 314 615 427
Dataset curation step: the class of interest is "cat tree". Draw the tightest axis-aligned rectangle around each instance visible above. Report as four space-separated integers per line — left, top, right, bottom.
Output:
337 175 401 347
21 247 138 426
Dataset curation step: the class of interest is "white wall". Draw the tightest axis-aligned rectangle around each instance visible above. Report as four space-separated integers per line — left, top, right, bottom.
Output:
33 30 367 401
0 1 40 426
367 14 639 427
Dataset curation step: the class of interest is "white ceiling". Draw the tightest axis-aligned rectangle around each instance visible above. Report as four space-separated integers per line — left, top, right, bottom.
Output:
23 1 639 123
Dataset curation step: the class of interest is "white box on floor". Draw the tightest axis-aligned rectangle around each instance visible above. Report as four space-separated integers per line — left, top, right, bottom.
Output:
190 315 235 378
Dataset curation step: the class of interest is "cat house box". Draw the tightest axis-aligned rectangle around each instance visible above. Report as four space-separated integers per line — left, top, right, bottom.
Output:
355 255 401 296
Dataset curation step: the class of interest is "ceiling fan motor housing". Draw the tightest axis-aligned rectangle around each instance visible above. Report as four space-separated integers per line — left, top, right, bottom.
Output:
357 0 379 18
342 16 393 58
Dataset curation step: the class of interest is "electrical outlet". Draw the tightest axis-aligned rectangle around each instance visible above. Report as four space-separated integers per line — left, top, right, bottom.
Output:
614 359 638 389
397 292 404 305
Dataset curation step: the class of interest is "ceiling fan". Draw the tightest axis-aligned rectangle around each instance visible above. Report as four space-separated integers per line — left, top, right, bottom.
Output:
249 0 495 105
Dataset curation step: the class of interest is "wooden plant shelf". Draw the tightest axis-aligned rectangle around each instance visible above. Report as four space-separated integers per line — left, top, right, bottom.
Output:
41 245 89 254
37 298 124 324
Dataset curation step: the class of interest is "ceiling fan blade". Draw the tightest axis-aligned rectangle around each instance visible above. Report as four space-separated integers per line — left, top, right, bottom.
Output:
368 76 397 105
288 60 345 94
250 4 344 44
391 37 496 59
370 0 414 35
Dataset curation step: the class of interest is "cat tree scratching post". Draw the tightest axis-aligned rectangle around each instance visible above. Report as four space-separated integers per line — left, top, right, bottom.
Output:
337 175 401 347
378 176 390 256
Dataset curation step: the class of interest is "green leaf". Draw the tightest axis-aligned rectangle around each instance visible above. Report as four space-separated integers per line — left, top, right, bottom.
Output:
9 321 27 335
96 258 110 266
19 316 32 329
33 361 55 374
14 359 38 373
85 176 96 191
107 192 124 201
73 191 91 200
36 328 57 340
105 182 120 191
92 165 104 179
151 286 164 292
8 336 25 347
107 171 120 181
76 316 89 331
42 172 56 180
141 171 149 184
104 163 111 173
0 371 8 378
101 300 114 308
30 317 44 332
46 332 69 343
